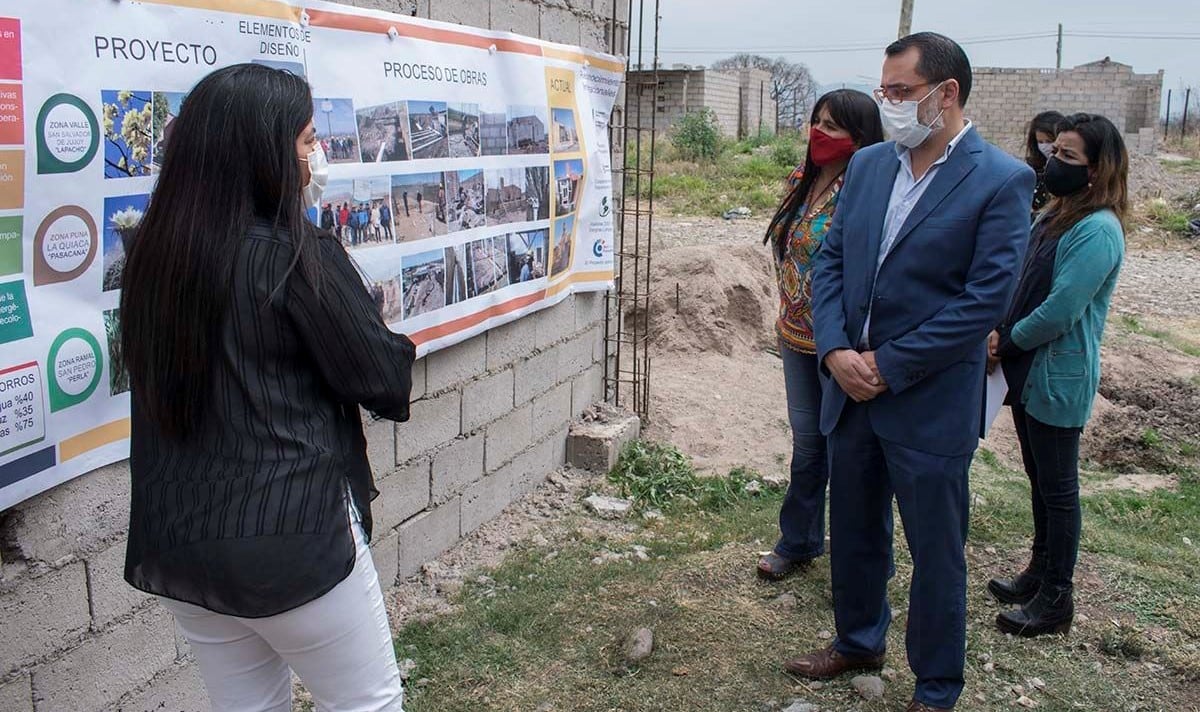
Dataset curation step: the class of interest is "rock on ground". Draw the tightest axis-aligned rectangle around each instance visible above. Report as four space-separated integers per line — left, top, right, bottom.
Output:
851 675 885 701
623 627 654 663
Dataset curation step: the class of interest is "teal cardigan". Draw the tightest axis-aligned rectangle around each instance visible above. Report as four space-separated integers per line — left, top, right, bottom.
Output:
1010 209 1124 428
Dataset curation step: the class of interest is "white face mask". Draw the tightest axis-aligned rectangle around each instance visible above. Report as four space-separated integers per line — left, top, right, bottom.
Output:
300 143 329 209
878 81 946 149
1037 142 1055 160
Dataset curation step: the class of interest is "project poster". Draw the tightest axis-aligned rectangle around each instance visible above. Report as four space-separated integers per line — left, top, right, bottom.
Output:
0 0 622 510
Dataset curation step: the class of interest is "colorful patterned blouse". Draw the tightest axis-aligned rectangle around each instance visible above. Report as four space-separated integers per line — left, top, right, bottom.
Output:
769 167 843 354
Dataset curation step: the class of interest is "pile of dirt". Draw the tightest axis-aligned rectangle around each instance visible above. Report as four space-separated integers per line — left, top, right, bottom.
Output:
1087 337 1200 472
1128 153 1177 200
641 242 777 358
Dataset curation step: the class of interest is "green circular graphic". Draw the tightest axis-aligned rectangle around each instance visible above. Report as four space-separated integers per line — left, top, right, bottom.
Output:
37 94 100 175
47 328 104 412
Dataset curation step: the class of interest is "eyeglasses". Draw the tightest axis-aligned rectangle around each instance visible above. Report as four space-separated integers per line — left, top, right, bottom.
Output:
872 81 939 106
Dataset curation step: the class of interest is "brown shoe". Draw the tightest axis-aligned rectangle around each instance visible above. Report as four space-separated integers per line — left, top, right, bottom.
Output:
783 644 884 680
906 701 953 711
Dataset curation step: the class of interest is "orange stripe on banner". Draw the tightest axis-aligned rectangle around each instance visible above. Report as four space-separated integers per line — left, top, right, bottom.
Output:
136 0 300 21
59 419 131 462
409 290 547 344
543 47 624 73
305 9 544 56
546 270 614 297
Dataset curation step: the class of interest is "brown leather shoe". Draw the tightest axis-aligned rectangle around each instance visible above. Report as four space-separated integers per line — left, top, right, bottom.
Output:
783 644 884 680
906 701 953 711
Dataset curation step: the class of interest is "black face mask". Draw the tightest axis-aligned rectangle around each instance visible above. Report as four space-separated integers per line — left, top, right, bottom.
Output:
1043 156 1090 197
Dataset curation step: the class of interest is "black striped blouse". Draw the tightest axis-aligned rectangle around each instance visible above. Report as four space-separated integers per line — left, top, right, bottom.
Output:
124 221 415 618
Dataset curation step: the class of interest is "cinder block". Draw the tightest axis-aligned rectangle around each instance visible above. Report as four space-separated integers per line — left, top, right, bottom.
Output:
0 462 129 564
563 0 591 12
362 412 397 477
426 334 486 393
87 540 154 630
571 364 604 416
515 345 559 405
461 467 519 535
567 408 640 474
557 326 599 382
0 563 90 674
533 382 572 439
347 0 421 15
484 403 533 472
485 316 537 371
115 660 207 712
574 291 607 330
580 17 609 53
431 435 485 504
395 390 462 464
462 369 515 432
397 498 462 579
490 0 541 36
373 458 432 533
369 531 400 590
512 429 567 496
0 674 32 712
594 0 616 20
428 0 479 26
534 298 577 349
409 356 428 402
32 605 177 712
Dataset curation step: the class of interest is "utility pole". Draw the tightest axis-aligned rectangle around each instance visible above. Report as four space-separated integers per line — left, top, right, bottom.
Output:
1164 89 1172 138
1183 88 1192 141
898 0 914 39
1056 23 1063 70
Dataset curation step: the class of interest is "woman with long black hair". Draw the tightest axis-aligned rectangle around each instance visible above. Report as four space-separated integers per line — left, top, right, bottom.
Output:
756 90 885 580
1025 110 1066 215
120 64 414 711
987 114 1127 638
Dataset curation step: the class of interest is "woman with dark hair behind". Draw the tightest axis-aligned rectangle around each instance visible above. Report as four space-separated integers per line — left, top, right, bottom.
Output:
987 113 1127 638
1026 110 1065 214
120 64 414 710
756 89 885 580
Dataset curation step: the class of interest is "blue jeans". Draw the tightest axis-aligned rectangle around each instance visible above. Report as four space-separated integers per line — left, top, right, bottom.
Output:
774 344 827 561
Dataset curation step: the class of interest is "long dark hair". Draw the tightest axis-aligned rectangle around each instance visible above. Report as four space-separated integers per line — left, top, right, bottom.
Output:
1025 110 1065 171
1042 113 1129 239
120 63 322 438
764 89 884 259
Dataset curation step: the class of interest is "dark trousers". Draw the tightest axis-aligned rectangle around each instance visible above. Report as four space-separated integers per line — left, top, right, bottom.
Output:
829 400 971 710
1010 404 1082 594
774 345 827 560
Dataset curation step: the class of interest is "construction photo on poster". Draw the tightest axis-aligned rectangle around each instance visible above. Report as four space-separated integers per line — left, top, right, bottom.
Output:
0 0 622 510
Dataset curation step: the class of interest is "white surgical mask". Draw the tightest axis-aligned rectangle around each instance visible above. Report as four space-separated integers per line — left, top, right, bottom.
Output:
878 81 946 149
1037 142 1055 160
300 144 329 209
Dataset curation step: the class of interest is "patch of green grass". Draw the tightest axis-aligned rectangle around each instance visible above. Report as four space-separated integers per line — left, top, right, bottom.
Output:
1117 314 1200 357
1145 198 1192 234
1163 157 1200 174
395 447 1200 711
630 134 808 218
607 440 761 513
1141 427 1165 449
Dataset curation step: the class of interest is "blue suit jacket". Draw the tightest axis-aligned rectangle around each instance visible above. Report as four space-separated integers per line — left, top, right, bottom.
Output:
811 128 1034 457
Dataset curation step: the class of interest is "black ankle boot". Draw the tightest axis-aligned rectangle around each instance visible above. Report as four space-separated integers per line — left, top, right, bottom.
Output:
987 561 1044 605
995 587 1073 638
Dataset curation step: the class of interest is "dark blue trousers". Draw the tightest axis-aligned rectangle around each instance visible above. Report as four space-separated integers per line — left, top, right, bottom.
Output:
774 345 827 561
828 401 971 710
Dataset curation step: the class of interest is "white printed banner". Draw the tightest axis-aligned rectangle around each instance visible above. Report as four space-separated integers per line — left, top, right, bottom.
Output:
0 0 622 510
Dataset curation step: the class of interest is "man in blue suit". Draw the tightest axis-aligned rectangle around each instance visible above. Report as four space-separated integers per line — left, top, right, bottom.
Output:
784 33 1034 712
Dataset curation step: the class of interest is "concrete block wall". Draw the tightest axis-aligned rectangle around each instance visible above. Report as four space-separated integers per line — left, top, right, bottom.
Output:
971 60 1163 150
0 0 621 709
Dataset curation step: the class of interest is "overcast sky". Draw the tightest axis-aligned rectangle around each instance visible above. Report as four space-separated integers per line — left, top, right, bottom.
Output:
636 0 1200 115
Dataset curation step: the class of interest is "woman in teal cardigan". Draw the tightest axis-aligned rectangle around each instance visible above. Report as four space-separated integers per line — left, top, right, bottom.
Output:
985 113 1127 638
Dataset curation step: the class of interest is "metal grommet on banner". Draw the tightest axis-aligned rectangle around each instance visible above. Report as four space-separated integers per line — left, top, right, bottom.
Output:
584 59 591 68
488 44 497 55
387 26 399 40
299 9 310 27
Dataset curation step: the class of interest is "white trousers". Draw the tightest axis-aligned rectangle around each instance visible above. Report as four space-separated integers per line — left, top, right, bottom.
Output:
160 502 404 712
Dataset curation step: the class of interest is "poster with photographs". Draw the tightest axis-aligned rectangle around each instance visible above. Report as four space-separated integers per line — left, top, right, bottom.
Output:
0 0 619 509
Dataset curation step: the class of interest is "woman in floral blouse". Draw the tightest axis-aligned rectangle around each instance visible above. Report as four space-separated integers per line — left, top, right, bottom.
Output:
758 90 884 580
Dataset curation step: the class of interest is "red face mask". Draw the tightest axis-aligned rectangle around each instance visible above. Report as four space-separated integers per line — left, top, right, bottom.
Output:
809 126 857 166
